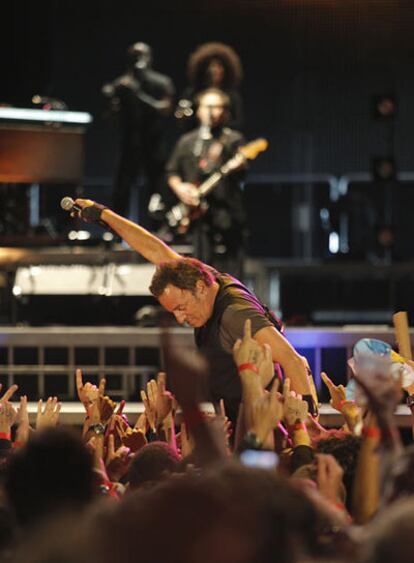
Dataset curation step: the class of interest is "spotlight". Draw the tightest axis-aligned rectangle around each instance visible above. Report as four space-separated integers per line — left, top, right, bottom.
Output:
372 94 397 119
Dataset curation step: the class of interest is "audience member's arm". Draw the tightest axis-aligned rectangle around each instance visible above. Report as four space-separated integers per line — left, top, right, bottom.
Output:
403 359 414 440
352 370 402 524
314 453 351 522
282 379 314 470
36 396 61 430
283 378 309 437
15 395 30 447
254 325 314 402
0 398 17 444
321 371 362 435
353 369 402 454
352 413 380 524
238 381 282 452
233 319 266 432
105 434 131 483
257 343 276 390
0 384 18 456
162 331 225 467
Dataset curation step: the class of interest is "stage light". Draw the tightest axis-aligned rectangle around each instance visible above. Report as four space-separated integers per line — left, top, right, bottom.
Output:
372 94 397 119
329 231 339 254
371 156 396 181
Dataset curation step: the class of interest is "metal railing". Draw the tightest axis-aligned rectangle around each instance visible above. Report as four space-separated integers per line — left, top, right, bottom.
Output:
0 325 407 398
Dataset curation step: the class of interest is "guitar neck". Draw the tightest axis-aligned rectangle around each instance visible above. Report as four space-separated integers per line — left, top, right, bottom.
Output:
198 171 224 198
197 158 239 198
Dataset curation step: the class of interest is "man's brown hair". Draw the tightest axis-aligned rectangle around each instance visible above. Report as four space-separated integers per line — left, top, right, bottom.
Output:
149 258 215 298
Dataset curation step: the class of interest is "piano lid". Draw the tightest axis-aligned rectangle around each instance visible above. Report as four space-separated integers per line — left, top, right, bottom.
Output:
0 107 93 125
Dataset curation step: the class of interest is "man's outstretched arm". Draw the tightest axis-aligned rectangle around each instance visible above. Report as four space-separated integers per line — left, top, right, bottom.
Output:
254 325 313 397
75 199 181 265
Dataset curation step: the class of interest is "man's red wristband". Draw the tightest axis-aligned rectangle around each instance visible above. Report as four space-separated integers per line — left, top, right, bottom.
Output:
238 363 259 374
0 432 11 441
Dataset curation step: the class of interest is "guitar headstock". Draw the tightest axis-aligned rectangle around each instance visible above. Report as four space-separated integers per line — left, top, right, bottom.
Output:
239 138 269 160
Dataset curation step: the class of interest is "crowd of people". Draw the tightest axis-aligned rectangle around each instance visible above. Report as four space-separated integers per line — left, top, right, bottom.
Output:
0 317 412 562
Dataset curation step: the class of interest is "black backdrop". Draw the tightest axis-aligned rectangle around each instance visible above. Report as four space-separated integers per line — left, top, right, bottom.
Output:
4 0 414 180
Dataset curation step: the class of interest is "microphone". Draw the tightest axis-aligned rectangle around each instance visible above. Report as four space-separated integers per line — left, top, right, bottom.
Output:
60 196 81 214
60 197 109 231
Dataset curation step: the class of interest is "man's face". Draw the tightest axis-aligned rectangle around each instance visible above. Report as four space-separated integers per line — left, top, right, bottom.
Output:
197 92 226 128
158 283 211 327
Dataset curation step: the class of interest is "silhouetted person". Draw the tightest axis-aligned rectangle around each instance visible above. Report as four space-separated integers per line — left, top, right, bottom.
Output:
103 42 174 227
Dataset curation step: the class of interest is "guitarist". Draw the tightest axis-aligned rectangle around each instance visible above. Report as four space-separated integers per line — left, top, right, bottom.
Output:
166 88 246 278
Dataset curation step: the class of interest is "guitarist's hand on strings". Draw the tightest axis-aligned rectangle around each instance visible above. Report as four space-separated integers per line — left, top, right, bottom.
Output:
173 182 200 207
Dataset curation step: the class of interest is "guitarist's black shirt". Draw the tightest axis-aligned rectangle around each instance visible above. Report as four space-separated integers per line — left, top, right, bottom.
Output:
194 271 283 423
166 126 246 229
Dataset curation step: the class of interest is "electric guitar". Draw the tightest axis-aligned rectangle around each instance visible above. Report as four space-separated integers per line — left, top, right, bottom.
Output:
163 138 268 234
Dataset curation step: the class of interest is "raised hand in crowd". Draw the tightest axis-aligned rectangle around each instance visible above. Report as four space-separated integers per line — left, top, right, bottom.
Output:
353 368 402 447
0 383 18 403
233 319 265 430
179 421 193 458
106 401 129 450
305 413 331 445
76 369 115 423
321 371 347 411
134 411 147 433
219 399 232 447
15 395 30 446
105 401 147 454
316 453 345 507
140 379 158 431
0 399 17 437
122 427 147 453
233 318 264 370
36 396 61 430
258 343 275 389
282 378 311 452
321 371 362 435
161 328 224 465
297 453 352 530
105 433 131 483
283 378 309 428
76 368 100 410
249 380 282 446
353 411 380 524
140 373 175 445
351 369 402 524
155 372 173 428
0 385 24 445
79 372 115 430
